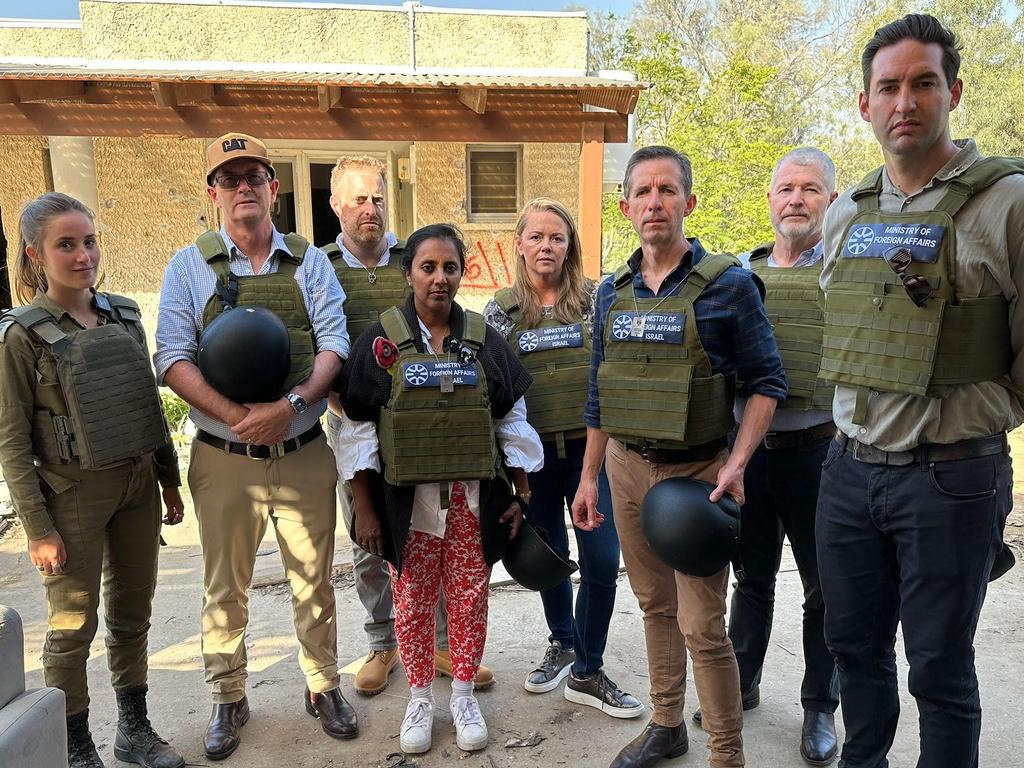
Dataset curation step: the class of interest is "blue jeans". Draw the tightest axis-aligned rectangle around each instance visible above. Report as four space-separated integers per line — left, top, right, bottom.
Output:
816 439 1011 768
528 436 620 676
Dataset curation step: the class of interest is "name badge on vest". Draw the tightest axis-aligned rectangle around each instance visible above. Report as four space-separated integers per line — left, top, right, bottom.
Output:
843 223 946 263
517 323 584 354
610 312 685 343
402 360 479 391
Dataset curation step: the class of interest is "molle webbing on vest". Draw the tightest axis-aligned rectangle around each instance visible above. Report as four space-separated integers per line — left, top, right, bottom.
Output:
749 249 834 411
597 253 738 449
496 288 589 446
377 307 497 487
323 241 410 342
7 299 169 469
198 231 315 394
822 158 1022 400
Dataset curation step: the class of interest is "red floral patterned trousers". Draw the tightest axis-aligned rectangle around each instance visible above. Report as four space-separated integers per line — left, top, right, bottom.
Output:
389 482 491 688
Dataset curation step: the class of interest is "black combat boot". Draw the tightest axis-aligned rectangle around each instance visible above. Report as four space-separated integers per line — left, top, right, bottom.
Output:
67 710 106 768
113 685 185 768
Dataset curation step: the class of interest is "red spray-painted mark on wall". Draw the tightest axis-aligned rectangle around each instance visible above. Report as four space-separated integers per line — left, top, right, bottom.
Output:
463 240 514 290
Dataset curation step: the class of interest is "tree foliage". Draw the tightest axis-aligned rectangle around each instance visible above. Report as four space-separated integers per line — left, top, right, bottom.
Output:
594 0 1024 268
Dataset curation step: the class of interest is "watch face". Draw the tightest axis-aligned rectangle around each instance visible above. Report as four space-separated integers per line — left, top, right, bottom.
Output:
288 393 307 413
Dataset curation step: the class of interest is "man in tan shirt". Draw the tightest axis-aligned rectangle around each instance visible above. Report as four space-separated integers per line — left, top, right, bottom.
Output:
817 13 1023 768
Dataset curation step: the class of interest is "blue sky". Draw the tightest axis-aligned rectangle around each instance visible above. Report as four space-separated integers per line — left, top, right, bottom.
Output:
0 0 636 21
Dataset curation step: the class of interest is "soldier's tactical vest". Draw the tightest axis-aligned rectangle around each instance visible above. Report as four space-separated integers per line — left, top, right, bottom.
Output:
820 157 1024 423
495 288 590 456
598 253 739 449
376 307 498 496
748 245 834 411
198 231 315 395
322 241 410 343
0 295 169 470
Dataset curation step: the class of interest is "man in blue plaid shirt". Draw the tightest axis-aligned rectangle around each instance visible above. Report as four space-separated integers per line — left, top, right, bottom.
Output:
571 145 786 768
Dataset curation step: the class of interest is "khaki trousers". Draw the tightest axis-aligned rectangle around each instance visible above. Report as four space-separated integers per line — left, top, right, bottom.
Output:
606 438 744 768
40 456 161 716
189 434 339 704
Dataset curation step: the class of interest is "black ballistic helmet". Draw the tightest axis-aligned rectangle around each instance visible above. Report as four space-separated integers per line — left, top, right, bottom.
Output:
640 477 740 577
502 519 579 592
198 306 291 403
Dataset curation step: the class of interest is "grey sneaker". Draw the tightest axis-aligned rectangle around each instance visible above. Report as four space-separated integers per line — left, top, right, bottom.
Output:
564 669 645 719
524 641 576 693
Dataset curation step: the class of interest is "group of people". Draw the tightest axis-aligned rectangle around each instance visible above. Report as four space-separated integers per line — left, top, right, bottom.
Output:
0 12 1018 768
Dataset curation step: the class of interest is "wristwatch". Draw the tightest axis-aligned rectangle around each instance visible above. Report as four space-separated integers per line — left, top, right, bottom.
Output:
285 392 308 415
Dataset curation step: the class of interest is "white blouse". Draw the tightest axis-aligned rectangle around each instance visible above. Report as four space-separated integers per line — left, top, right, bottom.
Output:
334 315 544 539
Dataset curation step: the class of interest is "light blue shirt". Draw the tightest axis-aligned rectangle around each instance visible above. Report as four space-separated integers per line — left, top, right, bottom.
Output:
335 230 399 269
154 226 350 441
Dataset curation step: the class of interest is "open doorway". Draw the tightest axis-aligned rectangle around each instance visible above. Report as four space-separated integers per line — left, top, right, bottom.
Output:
0 209 11 310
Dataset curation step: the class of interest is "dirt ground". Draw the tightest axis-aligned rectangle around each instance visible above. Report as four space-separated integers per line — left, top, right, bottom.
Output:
1 432 1022 768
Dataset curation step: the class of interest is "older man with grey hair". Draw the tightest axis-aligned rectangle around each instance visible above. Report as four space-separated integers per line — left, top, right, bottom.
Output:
693 147 840 766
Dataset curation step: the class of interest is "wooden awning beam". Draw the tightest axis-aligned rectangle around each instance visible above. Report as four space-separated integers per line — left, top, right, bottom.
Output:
457 86 487 114
0 80 86 104
317 85 344 112
151 81 217 107
577 88 638 116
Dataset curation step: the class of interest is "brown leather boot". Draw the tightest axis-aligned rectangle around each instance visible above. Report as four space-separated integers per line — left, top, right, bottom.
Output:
354 648 400 695
434 648 494 691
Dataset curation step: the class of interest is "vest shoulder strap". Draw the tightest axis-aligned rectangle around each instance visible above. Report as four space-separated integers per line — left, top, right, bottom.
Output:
748 243 773 262
494 288 523 325
852 167 885 214
2 305 70 354
380 306 416 351
612 264 633 290
196 230 229 263
277 233 309 280
321 242 342 260
391 240 406 258
678 252 741 305
104 293 143 323
462 310 486 350
936 156 1024 217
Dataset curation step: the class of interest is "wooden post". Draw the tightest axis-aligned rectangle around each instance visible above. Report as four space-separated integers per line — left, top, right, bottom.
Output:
578 121 605 280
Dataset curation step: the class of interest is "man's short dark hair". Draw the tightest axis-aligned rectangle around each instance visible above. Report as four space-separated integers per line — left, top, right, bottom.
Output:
622 146 693 199
862 13 962 92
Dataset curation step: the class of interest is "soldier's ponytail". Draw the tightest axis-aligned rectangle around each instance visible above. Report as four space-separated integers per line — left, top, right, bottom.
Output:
13 192 95 305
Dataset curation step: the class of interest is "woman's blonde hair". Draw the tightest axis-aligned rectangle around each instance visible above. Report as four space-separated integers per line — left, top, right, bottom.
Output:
13 192 96 305
511 198 591 327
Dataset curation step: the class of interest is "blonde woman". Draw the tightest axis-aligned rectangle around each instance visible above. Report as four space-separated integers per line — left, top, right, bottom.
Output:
484 199 642 718
0 193 184 768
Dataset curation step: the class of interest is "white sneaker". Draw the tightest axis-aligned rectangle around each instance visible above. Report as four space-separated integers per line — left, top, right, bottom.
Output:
400 698 434 754
450 694 488 751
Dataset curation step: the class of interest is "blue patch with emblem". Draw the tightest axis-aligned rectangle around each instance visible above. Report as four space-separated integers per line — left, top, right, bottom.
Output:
609 312 685 343
402 360 479 389
516 323 584 354
843 223 945 263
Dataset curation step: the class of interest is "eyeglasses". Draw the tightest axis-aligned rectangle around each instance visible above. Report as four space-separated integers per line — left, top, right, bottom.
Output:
214 172 270 189
883 247 936 307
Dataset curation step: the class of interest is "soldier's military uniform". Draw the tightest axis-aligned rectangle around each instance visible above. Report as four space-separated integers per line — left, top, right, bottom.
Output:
0 289 181 767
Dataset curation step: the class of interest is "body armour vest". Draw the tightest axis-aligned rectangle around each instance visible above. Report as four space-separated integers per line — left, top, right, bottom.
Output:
748 245 834 411
322 241 410 343
598 253 739 449
820 157 1024 421
495 288 590 454
198 231 315 395
2 295 169 470
377 307 498 487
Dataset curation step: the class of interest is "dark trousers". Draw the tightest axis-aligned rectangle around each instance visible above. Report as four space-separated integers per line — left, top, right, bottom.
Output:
528 436 620 677
816 440 1011 768
728 434 839 712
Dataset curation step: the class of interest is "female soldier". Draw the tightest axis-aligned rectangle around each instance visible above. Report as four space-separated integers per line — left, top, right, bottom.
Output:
0 193 185 768
483 198 642 718
335 223 543 754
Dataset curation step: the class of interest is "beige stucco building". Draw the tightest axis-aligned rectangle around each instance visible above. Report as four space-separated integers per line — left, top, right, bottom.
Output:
0 0 640 316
